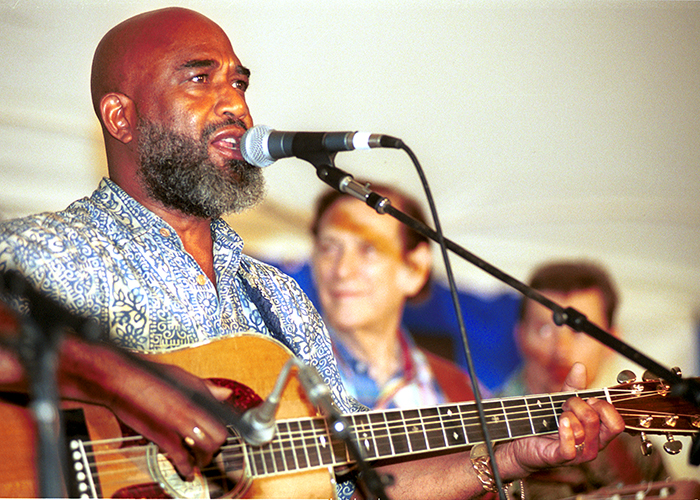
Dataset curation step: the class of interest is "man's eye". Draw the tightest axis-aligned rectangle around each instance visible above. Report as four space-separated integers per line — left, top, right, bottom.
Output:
191 74 209 83
232 79 248 91
538 324 554 338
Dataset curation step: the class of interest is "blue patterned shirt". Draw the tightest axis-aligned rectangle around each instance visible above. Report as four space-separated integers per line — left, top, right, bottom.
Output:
0 178 362 498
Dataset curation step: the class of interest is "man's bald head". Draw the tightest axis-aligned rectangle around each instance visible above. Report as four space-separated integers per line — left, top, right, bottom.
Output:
90 7 229 121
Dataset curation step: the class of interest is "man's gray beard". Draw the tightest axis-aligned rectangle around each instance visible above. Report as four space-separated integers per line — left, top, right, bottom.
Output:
137 120 265 219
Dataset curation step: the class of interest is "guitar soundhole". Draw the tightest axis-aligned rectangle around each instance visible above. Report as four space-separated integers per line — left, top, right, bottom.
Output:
114 378 261 500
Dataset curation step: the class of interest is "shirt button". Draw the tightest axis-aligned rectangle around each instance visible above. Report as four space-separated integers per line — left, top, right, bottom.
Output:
196 274 207 286
159 228 171 237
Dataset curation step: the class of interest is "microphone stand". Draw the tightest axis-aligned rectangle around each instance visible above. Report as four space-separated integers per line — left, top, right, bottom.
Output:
305 154 700 468
0 270 89 498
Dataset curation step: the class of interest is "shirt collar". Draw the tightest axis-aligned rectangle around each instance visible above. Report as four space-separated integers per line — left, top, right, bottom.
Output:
328 325 419 381
94 178 240 241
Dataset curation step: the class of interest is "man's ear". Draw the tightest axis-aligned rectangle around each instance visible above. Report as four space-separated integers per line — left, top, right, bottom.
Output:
99 92 135 143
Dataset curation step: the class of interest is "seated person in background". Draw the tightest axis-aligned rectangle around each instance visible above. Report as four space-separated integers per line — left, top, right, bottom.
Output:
499 260 668 499
310 184 476 408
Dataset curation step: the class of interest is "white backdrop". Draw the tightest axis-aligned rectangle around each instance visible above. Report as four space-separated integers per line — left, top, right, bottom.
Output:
1 0 699 479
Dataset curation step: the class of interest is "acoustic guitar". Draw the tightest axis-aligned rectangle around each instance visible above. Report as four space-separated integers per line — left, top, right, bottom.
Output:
0 333 698 498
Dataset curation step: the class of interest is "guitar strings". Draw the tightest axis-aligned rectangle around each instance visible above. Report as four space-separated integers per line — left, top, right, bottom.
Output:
74 387 690 493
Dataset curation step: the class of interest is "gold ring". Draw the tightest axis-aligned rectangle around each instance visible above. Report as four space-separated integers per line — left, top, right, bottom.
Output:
183 436 196 448
192 426 205 440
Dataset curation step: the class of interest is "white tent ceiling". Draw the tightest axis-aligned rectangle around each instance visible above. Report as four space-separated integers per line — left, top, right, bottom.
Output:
1 0 699 452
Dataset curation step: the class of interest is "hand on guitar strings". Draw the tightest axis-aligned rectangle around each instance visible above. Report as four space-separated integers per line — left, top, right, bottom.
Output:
57 337 232 480
498 363 626 476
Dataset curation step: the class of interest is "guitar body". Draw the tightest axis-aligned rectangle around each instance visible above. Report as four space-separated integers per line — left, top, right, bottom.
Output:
0 333 335 499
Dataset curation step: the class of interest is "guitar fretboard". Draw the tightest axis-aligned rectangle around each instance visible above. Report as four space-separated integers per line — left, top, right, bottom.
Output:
221 388 607 478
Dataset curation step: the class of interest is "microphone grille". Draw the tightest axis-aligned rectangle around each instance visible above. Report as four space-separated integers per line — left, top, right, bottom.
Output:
241 125 275 167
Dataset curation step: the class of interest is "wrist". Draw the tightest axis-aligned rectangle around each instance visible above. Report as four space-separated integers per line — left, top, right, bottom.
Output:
470 443 498 493
493 441 532 482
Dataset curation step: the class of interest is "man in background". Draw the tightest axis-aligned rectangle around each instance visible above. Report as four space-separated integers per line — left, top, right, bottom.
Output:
500 260 668 499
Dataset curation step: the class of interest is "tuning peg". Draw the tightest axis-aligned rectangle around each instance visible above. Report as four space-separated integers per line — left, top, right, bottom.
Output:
616 370 636 383
639 432 653 456
663 434 683 455
671 366 682 377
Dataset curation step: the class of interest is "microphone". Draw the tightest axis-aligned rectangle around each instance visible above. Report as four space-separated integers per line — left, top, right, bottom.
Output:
240 125 403 167
236 357 339 446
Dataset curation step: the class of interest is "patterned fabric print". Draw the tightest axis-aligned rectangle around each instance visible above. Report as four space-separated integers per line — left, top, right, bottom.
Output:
330 327 448 410
0 178 364 498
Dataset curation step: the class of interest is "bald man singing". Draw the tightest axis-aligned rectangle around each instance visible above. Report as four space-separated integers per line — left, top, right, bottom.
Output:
0 8 624 499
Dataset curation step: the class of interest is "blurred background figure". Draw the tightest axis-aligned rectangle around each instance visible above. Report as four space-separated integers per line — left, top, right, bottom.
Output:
499 260 668 499
309 185 476 408
502 260 619 395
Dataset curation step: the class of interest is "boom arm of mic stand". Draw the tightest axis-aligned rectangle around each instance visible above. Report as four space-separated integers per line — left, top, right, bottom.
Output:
383 206 700 407
312 163 700 410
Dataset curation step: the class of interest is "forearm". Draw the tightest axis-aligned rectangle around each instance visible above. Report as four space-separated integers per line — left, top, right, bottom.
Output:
54 335 139 407
374 444 530 500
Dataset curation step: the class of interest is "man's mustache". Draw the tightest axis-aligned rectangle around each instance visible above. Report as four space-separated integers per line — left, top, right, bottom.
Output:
203 118 248 141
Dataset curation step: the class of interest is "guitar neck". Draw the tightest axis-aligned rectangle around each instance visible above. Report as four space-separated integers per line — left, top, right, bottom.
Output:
235 388 607 478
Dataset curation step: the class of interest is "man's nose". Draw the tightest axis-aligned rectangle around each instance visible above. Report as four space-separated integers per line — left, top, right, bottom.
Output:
214 85 251 126
552 327 576 359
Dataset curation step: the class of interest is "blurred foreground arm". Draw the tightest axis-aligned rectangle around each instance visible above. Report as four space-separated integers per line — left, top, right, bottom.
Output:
0 304 228 480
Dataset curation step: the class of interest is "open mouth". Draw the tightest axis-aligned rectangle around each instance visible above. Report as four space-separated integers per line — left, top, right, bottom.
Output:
210 133 243 160
219 136 238 150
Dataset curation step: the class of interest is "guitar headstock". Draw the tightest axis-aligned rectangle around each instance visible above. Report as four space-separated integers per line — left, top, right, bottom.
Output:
611 370 700 455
